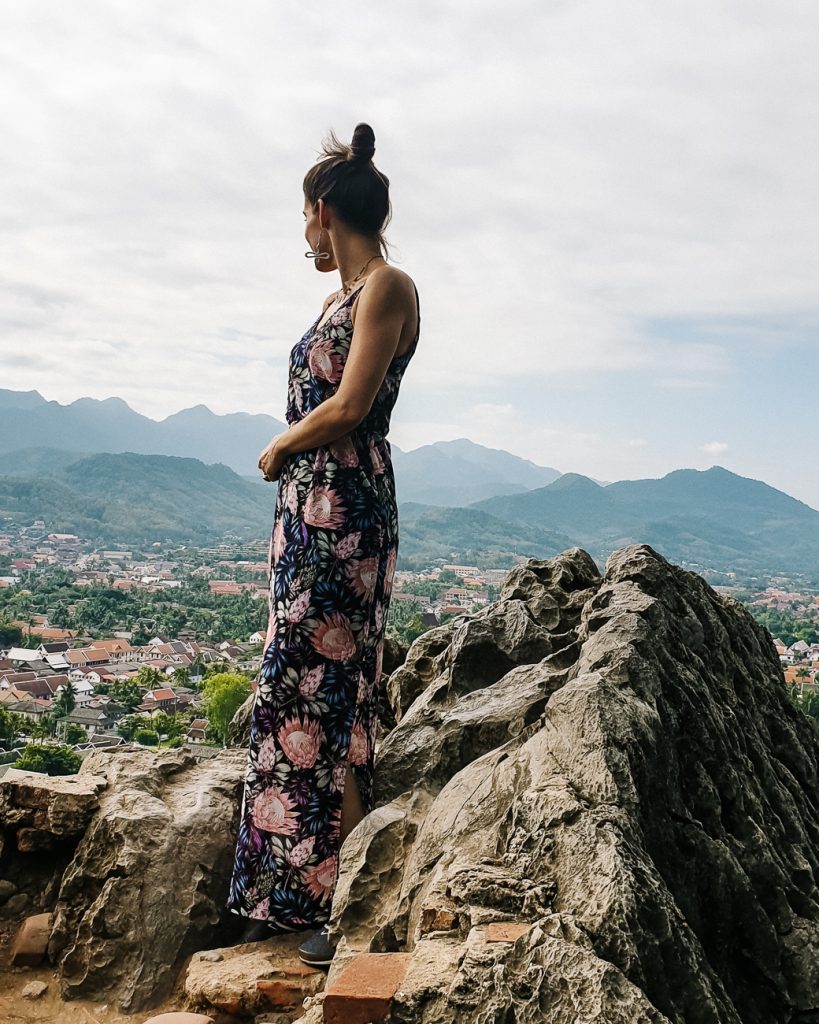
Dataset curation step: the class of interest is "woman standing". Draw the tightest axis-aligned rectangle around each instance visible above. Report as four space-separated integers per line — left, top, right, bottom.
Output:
226 123 420 967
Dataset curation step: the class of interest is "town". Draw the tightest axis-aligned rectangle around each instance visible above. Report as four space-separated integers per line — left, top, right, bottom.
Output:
0 525 523 771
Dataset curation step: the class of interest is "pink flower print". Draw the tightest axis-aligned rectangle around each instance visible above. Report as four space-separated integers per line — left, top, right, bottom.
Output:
284 480 299 514
334 530 361 560
346 556 378 603
278 716 323 769
315 446 328 471
251 785 300 835
273 516 285 564
311 611 357 660
308 338 344 383
348 720 369 765
385 546 397 595
370 440 386 475
374 601 384 633
287 835 316 867
329 434 359 468
303 485 346 530
302 854 338 903
249 896 271 920
332 761 347 791
257 734 279 773
299 664 325 696
286 589 311 623
356 669 367 703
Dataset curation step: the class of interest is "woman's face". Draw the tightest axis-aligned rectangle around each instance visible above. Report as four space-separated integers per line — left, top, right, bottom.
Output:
303 197 337 273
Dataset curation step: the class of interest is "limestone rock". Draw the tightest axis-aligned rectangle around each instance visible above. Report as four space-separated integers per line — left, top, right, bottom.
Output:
21 980 49 1000
48 746 246 1013
0 767 106 847
305 544 819 1024
183 936 325 1017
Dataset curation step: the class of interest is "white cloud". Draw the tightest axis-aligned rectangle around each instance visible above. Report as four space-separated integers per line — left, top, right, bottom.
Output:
0 1 816 506
701 441 730 454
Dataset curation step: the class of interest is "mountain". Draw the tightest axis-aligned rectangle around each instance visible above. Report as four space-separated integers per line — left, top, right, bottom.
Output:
0 388 286 476
0 389 567 505
0 451 272 543
391 437 565 505
470 465 819 573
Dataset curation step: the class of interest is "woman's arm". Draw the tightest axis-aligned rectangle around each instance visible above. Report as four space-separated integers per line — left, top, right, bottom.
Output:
277 268 410 458
261 269 411 480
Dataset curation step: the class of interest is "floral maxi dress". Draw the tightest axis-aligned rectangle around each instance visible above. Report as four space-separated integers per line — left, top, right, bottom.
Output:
227 278 420 929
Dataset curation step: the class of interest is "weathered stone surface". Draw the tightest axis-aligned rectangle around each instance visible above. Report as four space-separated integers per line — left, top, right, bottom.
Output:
10 912 52 967
0 767 106 841
183 936 325 1017
295 544 819 1024
143 1014 215 1024
21 979 49 999
48 747 246 1013
0 879 18 903
0 891 30 918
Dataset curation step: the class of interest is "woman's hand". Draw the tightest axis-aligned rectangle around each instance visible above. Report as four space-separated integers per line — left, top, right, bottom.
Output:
258 433 289 482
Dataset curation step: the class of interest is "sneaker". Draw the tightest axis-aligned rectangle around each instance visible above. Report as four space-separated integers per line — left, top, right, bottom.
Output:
297 924 337 967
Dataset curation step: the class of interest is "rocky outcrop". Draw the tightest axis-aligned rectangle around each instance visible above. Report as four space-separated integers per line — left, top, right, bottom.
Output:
46 747 246 1013
2 543 817 1024
297 544 819 1024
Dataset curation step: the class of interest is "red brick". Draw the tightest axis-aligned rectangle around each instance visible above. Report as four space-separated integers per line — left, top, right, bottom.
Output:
256 978 304 1008
323 952 412 1024
485 922 531 943
10 913 51 967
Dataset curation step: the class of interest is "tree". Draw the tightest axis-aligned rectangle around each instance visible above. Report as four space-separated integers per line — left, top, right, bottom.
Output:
15 743 82 776
152 710 183 740
63 723 88 745
109 679 143 711
201 672 252 747
117 713 153 740
134 729 159 746
53 681 77 718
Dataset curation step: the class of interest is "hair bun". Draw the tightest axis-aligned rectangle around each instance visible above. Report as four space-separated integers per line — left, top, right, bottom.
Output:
349 123 375 163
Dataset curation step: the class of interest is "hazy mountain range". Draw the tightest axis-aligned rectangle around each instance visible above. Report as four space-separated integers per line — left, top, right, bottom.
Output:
1 388 817 576
0 388 570 506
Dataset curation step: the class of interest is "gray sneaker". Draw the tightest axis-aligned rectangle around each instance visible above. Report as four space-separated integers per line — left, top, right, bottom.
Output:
297 924 337 967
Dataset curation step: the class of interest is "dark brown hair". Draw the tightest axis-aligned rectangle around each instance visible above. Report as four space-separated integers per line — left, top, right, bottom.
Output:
303 123 393 260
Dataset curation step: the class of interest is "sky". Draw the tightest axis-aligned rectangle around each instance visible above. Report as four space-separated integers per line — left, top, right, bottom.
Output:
1 1 818 509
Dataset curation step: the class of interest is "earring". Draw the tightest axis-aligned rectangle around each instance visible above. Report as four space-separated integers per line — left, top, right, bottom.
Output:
304 227 330 262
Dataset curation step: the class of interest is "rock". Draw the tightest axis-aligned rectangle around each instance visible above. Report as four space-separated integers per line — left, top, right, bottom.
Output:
0 767 106 844
0 879 18 903
10 912 52 967
0 891 30 918
183 935 325 1017
194 949 224 963
305 545 819 1024
48 747 247 1013
228 690 256 747
21 980 48 999
143 1014 215 1024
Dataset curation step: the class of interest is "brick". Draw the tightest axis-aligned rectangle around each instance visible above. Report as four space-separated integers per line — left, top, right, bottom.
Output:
142 1014 215 1024
485 922 531 943
10 913 51 967
323 952 412 1024
256 978 304 1008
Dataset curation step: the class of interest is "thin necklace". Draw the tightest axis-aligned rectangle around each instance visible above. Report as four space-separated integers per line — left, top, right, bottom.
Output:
339 254 383 299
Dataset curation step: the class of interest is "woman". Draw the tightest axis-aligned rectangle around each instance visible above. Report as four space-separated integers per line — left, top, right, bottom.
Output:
226 123 420 968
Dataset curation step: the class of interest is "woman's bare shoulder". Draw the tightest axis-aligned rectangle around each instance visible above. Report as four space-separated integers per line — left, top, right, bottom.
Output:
367 265 417 303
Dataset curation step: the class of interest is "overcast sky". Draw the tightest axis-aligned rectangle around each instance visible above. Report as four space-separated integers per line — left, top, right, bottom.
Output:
2 1 818 509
